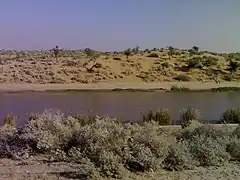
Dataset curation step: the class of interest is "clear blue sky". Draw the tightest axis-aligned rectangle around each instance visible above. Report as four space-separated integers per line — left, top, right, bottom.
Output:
0 0 239 52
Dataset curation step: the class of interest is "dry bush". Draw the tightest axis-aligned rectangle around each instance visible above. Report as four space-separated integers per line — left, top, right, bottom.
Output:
0 125 32 160
173 74 192 81
66 120 171 177
188 134 230 166
23 109 127 178
161 62 169 68
176 122 231 145
180 108 202 128
228 125 240 161
233 125 240 138
113 57 121 60
1 109 240 178
71 114 97 126
124 122 171 172
146 53 158 58
66 116 127 178
23 109 83 152
71 157 101 179
142 109 171 125
227 136 240 161
175 123 231 166
163 141 195 171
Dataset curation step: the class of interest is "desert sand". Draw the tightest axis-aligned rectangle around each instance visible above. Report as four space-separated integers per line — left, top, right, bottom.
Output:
0 48 239 91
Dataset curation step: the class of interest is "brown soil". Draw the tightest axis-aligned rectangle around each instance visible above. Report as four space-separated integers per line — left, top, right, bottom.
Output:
0 157 239 180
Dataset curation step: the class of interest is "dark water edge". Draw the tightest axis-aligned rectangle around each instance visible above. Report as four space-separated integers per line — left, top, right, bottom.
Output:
1 86 240 94
0 91 240 127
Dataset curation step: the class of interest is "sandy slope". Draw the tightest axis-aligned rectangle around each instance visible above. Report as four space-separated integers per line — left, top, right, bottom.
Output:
0 49 239 86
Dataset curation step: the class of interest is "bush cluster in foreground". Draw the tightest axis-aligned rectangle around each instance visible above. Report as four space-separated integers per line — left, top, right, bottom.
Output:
0 108 240 179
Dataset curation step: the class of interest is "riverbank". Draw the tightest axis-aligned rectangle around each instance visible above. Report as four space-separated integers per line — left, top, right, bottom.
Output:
0 82 240 93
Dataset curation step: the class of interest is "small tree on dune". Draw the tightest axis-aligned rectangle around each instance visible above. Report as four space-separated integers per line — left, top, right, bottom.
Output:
53 46 60 61
167 46 174 60
132 45 140 54
124 48 131 60
84 48 101 72
228 61 240 73
192 46 199 52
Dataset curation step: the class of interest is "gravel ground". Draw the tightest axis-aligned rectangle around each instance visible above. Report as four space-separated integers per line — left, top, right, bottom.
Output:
0 158 239 180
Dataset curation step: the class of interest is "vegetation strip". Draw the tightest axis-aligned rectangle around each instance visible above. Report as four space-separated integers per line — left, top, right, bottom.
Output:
0 106 240 178
0 86 240 93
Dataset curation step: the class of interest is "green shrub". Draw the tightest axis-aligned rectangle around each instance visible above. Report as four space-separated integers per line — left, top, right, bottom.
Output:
192 46 199 52
124 49 131 59
202 56 218 67
220 108 240 124
3 114 16 127
174 120 203 141
187 57 202 69
142 109 172 125
228 61 240 72
180 108 202 128
170 85 191 92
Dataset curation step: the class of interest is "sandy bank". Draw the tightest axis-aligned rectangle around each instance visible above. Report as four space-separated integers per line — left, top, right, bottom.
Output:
0 82 239 92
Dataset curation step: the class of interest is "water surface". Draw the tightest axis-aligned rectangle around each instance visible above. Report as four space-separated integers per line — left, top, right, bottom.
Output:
0 91 239 126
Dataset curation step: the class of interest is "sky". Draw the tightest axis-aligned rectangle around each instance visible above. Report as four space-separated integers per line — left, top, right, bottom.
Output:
0 0 239 52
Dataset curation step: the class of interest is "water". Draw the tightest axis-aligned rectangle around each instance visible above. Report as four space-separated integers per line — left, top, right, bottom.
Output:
0 91 240 126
